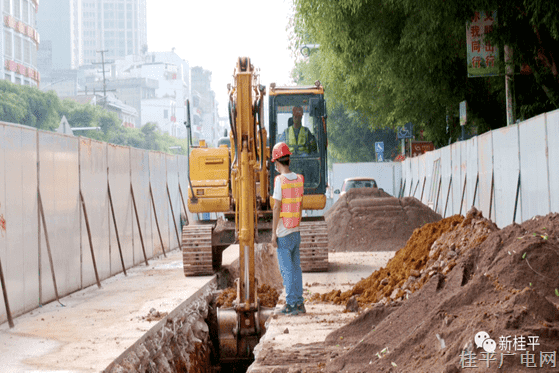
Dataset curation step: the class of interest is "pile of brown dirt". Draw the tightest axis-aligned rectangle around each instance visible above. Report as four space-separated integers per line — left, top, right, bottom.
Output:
325 188 442 252
225 243 284 293
216 284 279 308
321 209 559 372
218 243 283 309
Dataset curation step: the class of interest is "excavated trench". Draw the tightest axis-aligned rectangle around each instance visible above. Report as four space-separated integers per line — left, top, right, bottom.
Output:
103 266 276 373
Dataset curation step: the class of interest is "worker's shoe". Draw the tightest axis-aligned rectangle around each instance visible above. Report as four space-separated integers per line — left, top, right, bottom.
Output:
279 304 299 316
296 302 306 314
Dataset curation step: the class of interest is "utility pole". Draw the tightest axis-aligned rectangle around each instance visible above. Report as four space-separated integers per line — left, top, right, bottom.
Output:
93 50 115 108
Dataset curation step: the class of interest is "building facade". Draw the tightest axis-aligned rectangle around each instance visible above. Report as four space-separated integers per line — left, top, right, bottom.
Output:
2 0 41 86
191 66 219 145
81 0 147 65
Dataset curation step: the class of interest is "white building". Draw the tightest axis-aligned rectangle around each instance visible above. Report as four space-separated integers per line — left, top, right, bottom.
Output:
141 96 179 135
81 0 147 65
2 0 41 86
110 51 190 137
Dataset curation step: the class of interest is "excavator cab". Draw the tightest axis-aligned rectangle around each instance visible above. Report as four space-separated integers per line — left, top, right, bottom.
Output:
268 83 328 209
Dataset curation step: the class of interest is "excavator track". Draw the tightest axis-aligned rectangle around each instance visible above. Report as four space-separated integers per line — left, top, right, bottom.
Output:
299 220 328 272
182 224 214 276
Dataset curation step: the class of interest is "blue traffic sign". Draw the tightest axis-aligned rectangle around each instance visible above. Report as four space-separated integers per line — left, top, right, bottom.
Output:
397 122 414 139
375 141 384 153
377 152 384 162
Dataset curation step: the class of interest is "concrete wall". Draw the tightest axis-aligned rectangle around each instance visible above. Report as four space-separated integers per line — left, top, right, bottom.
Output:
400 108 559 227
0 122 188 324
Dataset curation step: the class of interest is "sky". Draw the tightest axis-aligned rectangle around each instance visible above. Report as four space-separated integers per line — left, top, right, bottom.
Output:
146 0 297 117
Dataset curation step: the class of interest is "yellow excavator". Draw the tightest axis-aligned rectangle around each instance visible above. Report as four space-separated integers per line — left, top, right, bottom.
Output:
182 57 329 363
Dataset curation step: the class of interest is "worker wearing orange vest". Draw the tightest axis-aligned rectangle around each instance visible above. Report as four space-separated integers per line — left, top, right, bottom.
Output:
271 142 306 316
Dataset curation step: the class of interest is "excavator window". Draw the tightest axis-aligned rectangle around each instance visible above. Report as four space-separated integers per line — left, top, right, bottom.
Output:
271 94 326 191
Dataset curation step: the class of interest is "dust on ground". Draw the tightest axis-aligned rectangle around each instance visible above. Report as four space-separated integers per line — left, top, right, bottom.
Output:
325 188 442 252
140 308 169 322
315 208 559 372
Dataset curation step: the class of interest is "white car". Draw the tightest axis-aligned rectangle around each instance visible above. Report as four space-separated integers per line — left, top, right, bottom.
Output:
334 177 378 196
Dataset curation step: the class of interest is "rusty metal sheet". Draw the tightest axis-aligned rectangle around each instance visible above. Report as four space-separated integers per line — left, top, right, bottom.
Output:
477 132 493 222
79 138 110 285
519 114 549 222
149 152 170 256
107 144 133 276
130 147 153 264
492 125 520 227
547 110 559 213
38 131 81 304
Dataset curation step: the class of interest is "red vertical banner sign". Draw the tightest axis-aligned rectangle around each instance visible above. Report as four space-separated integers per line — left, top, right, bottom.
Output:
467 11 499 77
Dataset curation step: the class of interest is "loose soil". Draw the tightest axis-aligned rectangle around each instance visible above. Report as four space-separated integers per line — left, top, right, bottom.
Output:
219 243 284 309
315 208 559 372
326 188 442 252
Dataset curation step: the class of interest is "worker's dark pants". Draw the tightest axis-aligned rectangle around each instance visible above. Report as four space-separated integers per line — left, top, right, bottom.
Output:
276 231 304 307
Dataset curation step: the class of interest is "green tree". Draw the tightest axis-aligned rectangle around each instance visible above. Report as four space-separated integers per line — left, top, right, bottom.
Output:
292 0 559 147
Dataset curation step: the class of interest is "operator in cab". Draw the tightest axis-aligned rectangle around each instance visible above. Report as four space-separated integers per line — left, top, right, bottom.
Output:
278 106 317 156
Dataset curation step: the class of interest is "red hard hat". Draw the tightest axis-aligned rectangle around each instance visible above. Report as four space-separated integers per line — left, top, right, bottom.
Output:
271 142 291 162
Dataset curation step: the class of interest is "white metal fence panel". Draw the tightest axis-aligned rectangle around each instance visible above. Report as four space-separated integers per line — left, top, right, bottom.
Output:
424 149 439 209
149 152 170 256
0 124 39 321
166 154 180 250
107 144 133 275
519 114 550 222
547 110 559 213
0 125 6 323
417 154 427 202
492 125 520 227
79 138 110 285
451 142 462 216
18 127 39 314
409 157 420 197
38 131 81 304
439 147 452 217
465 137 479 210
130 147 153 265
393 162 402 198
177 155 191 223
477 132 493 221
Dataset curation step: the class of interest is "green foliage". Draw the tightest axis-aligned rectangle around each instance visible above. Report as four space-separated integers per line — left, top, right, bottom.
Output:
0 81 189 155
292 0 559 148
0 80 61 130
293 50 399 163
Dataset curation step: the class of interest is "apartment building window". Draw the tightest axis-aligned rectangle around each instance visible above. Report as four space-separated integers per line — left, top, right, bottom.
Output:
24 38 30 64
4 0 10 13
4 32 12 58
22 0 28 23
164 109 168 119
32 44 36 65
5 73 12 81
30 4 34 26
14 34 22 61
13 0 19 19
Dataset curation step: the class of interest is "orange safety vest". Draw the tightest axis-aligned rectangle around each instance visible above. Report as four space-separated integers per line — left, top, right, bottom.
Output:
278 174 304 228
